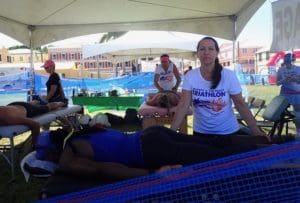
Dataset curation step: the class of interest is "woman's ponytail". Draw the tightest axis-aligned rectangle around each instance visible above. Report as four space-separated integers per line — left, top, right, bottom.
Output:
211 58 223 89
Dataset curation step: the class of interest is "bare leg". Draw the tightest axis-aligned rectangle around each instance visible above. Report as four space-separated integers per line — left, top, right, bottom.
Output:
30 100 40 105
47 102 65 110
59 143 149 181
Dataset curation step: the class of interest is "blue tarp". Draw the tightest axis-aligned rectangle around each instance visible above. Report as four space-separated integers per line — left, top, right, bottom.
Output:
0 71 271 97
34 72 156 96
0 72 29 90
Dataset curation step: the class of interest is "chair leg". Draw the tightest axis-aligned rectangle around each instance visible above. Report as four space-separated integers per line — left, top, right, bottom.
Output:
0 137 16 182
10 137 15 182
269 122 278 138
277 122 285 138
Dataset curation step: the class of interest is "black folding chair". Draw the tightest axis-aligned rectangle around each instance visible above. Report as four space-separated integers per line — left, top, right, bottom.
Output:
256 96 294 138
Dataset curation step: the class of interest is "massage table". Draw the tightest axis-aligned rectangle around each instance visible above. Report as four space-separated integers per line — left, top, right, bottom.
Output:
0 105 83 181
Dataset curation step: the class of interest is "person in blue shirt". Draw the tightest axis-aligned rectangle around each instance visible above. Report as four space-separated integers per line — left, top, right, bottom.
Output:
277 53 300 137
37 124 270 181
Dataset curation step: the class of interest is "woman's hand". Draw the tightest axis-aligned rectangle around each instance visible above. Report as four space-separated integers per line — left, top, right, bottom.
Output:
155 164 182 173
251 127 271 142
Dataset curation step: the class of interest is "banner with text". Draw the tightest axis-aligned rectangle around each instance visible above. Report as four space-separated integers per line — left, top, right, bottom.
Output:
270 0 300 52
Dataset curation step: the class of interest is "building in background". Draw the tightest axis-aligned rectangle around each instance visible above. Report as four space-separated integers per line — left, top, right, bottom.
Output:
0 46 136 78
219 43 260 74
9 49 47 63
48 46 137 78
0 47 9 63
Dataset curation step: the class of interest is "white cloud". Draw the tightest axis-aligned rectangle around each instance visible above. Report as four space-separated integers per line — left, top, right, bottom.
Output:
0 33 22 48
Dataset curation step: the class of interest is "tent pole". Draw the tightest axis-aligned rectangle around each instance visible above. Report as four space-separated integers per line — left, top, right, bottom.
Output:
97 55 100 79
114 60 117 77
28 25 35 101
232 15 237 71
123 57 126 75
181 58 184 74
81 54 84 78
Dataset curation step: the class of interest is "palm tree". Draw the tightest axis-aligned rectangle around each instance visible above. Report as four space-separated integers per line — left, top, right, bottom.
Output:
99 32 127 43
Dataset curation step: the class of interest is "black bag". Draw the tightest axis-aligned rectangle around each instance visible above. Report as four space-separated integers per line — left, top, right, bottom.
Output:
124 108 141 125
109 90 118 96
105 113 125 125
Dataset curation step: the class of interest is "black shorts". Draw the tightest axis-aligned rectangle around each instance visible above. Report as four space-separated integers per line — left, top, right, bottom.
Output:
8 102 49 118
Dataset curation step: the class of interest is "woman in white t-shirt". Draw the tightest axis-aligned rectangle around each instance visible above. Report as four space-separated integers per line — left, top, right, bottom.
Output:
154 54 181 91
171 37 265 137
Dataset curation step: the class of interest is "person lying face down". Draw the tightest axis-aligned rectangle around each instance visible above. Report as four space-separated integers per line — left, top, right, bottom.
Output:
146 90 181 108
0 101 65 145
38 116 271 182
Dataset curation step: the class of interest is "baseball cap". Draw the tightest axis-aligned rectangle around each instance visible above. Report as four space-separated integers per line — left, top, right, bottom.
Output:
42 59 55 68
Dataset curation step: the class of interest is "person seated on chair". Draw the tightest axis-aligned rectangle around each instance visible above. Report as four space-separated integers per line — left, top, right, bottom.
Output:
38 114 271 182
146 90 181 108
0 101 65 145
154 54 181 92
32 59 68 106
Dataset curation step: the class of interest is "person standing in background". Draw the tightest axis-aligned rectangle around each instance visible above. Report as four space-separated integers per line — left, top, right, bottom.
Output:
154 54 181 92
33 59 68 106
276 53 300 137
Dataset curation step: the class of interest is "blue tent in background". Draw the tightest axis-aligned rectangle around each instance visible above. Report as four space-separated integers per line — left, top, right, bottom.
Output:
34 72 156 97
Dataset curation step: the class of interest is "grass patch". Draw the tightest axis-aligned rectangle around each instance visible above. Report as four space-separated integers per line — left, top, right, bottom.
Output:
243 85 280 104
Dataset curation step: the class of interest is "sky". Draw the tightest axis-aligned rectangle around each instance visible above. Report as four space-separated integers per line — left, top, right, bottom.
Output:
0 1 273 49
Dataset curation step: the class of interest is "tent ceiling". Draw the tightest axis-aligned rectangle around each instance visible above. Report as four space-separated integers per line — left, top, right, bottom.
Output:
82 31 200 61
0 0 265 47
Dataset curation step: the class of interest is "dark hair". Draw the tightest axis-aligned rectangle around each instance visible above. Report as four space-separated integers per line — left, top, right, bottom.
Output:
197 36 223 89
158 94 169 108
160 54 169 58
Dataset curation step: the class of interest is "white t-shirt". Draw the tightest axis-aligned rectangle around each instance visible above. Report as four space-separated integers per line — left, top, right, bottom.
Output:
183 68 242 135
154 63 176 90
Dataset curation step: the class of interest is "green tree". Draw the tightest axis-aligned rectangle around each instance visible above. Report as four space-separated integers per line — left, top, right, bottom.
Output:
99 32 127 43
8 45 29 50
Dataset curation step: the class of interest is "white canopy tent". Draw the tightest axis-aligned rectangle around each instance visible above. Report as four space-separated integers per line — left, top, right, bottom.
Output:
0 0 265 48
82 31 200 62
270 0 300 52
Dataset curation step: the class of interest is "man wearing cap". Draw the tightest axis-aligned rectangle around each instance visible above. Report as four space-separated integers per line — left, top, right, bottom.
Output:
276 53 300 137
154 54 181 92
37 59 67 105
